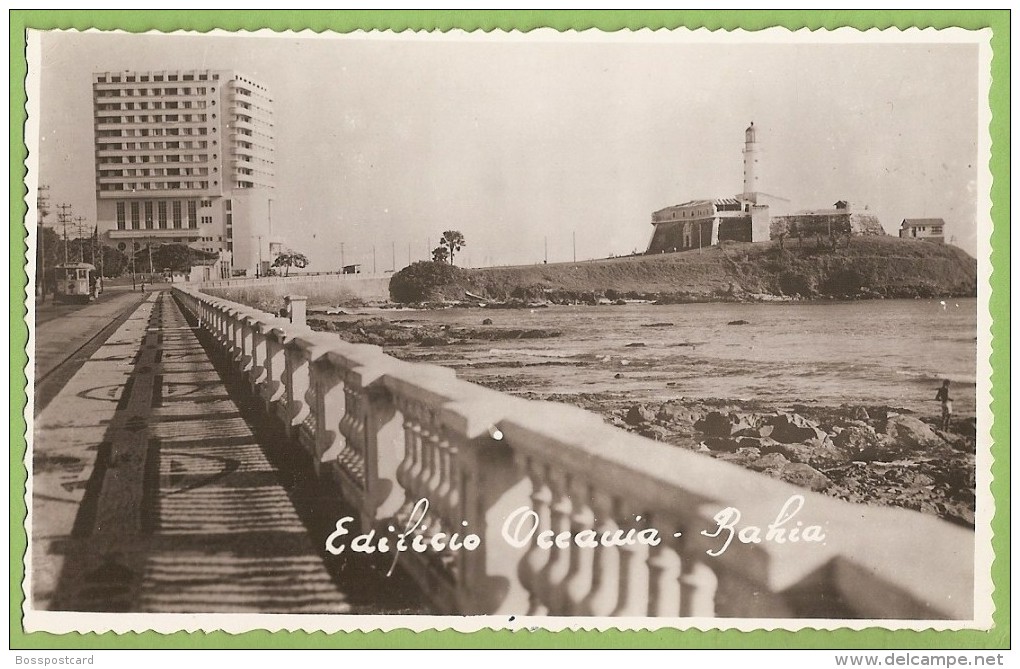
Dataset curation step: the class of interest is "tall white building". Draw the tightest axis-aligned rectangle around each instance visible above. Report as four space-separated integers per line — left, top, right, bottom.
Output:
92 69 277 276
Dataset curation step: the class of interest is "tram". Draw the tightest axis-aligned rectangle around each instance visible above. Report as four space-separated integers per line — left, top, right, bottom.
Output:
53 262 101 303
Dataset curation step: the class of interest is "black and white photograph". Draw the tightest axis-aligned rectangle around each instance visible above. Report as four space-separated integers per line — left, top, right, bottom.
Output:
23 27 993 633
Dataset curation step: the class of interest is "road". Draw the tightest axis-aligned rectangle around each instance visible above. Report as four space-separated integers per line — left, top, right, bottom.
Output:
31 285 150 414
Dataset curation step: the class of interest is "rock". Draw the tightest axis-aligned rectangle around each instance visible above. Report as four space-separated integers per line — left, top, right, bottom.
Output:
625 342 646 348
614 373 624 379
614 299 628 306
762 436 845 468
833 424 883 458
851 406 871 421
883 415 942 450
638 425 672 441
779 463 831 491
482 318 493 325
625 404 655 426
765 413 826 444
727 319 750 325
714 446 761 467
748 451 791 472
655 402 702 427
694 411 734 438
642 322 675 328
734 436 765 449
703 437 741 452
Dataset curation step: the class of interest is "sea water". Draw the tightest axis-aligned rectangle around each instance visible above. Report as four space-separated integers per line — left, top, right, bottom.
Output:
389 298 978 417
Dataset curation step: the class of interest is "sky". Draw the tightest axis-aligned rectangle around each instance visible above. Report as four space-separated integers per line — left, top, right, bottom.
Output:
31 30 982 271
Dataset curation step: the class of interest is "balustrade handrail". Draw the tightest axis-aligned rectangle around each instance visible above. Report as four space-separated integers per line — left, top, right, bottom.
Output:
171 284 975 621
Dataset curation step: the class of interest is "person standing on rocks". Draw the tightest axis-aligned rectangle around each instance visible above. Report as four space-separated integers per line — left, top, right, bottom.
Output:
935 379 953 432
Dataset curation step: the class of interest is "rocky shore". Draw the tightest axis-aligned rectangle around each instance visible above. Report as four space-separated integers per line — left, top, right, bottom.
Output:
308 314 561 347
305 312 977 529
522 393 976 528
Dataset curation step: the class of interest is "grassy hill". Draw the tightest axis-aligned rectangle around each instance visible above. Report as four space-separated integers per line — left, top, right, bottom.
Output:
389 237 978 304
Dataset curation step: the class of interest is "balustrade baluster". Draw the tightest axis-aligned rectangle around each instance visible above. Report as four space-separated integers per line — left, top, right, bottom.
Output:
538 468 573 614
518 457 552 615
284 344 312 434
580 490 621 616
611 500 651 617
394 398 421 521
249 323 269 393
310 358 344 476
262 329 287 413
434 425 458 537
238 316 255 375
406 402 428 507
563 478 596 615
680 557 718 617
647 513 683 617
425 426 449 533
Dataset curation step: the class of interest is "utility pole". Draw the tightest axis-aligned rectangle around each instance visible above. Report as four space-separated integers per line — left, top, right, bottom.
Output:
74 216 87 262
36 186 50 297
340 242 345 271
391 241 395 271
544 236 548 264
56 203 73 264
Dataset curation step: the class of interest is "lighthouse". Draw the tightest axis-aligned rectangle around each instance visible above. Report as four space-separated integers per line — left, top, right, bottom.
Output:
742 121 761 196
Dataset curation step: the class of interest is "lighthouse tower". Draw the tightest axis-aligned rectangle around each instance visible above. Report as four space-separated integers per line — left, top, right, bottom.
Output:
742 121 761 197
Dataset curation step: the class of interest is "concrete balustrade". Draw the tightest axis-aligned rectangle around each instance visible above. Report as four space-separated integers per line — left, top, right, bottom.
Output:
172 285 975 620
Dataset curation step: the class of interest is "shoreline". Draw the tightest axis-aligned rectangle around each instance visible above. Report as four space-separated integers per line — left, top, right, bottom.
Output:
302 311 976 528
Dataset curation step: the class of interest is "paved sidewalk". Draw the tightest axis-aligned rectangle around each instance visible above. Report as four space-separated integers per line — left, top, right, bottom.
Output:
30 291 420 614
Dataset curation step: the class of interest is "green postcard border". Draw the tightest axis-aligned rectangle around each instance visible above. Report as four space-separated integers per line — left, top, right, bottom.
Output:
9 9 1010 650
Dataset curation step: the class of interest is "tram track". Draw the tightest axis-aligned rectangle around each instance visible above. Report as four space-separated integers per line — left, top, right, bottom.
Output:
31 291 150 416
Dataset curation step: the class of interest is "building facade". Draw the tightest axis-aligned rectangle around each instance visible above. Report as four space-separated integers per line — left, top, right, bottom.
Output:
898 218 946 244
92 69 278 276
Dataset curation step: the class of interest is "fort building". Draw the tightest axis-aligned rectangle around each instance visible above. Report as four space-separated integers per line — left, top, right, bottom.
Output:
646 123 888 255
646 122 789 254
771 200 886 241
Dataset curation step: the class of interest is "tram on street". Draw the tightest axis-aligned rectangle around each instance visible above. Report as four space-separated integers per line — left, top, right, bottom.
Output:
53 262 101 303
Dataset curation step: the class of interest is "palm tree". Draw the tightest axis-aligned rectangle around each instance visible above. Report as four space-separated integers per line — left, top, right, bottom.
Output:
441 230 466 266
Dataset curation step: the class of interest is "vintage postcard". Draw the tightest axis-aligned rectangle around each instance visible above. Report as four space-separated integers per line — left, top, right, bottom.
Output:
11 11 1009 649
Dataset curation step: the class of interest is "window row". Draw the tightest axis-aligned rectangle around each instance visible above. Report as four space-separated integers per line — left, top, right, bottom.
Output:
98 154 214 165
95 86 216 98
99 167 212 177
97 72 219 83
98 140 216 151
115 200 200 230
102 181 217 192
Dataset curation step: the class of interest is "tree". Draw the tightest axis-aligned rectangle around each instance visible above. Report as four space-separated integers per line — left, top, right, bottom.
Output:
431 246 449 263
133 243 218 275
96 245 128 278
440 230 466 266
272 249 309 277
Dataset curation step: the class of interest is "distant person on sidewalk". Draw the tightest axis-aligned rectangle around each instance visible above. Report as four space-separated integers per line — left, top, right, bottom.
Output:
935 379 952 431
